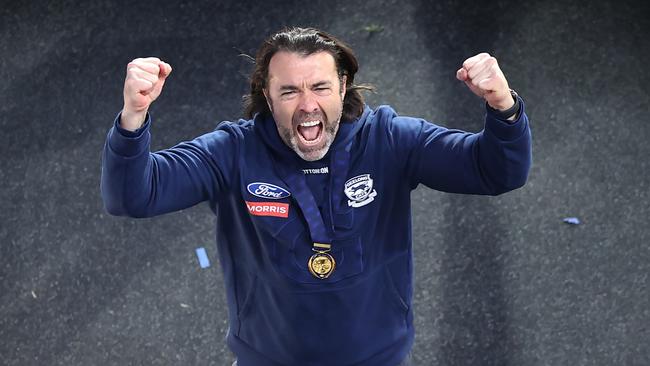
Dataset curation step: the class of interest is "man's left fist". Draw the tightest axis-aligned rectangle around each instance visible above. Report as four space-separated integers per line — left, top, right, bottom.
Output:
456 53 514 111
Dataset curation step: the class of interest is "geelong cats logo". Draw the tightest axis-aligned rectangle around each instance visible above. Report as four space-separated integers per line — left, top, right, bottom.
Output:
247 182 291 199
344 174 377 208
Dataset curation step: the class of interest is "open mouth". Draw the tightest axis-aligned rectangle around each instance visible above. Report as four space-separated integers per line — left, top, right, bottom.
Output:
296 120 324 146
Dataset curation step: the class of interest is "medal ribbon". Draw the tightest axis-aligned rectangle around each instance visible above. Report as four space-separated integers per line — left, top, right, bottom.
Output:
277 164 330 244
273 141 353 278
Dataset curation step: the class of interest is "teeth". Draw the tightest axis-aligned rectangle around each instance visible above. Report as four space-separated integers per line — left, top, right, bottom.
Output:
300 120 320 127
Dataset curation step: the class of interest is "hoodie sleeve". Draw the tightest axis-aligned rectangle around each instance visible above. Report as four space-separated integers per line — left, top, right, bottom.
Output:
100 112 237 217
387 97 532 195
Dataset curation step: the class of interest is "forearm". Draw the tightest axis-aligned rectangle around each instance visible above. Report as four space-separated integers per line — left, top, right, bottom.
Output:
101 112 232 217
409 98 531 195
100 113 156 217
477 105 532 194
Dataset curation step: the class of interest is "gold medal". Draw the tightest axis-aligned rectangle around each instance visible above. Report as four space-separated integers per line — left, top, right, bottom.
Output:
308 243 336 279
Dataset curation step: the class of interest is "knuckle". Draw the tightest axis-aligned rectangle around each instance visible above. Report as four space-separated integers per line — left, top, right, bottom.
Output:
126 68 141 79
124 79 137 90
127 61 145 72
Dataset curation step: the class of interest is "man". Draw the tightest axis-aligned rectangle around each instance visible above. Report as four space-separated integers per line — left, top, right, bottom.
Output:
101 27 531 366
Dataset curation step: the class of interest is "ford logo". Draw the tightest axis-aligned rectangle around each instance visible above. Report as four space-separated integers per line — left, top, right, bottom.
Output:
247 182 291 200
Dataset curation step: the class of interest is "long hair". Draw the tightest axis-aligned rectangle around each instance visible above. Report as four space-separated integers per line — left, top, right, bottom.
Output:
243 27 372 122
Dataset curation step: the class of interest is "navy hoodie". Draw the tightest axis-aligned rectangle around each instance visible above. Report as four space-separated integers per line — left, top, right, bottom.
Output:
101 101 531 365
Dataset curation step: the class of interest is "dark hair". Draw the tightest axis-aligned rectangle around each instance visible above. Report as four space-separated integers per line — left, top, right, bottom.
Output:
243 27 372 122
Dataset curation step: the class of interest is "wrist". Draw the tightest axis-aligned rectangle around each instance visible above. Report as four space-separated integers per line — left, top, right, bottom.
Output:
486 89 520 121
120 109 147 131
488 89 516 111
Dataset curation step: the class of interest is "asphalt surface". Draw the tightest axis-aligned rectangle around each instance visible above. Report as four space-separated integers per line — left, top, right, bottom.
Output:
1 1 649 365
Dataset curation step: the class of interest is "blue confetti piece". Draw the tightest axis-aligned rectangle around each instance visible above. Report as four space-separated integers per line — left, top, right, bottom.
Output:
195 247 210 268
563 217 581 225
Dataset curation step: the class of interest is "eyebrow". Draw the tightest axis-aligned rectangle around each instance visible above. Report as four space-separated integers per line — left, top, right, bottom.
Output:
277 81 332 91
312 81 332 88
278 85 299 92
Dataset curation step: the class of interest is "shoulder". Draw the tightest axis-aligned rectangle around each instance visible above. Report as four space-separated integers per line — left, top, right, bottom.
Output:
362 105 429 137
213 118 255 136
365 105 398 125
183 118 256 155
191 118 259 146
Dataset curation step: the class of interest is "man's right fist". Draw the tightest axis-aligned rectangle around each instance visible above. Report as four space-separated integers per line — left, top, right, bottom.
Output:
121 57 172 131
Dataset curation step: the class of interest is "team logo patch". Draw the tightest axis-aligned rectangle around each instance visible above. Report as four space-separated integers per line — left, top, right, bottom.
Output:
247 182 291 200
344 174 377 208
246 201 289 218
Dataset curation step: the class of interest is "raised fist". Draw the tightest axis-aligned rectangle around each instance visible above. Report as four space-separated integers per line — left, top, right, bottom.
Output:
121 57 172 131
456 53 514 111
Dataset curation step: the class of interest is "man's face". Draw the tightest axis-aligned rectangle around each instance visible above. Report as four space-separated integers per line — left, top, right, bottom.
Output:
264 51 346 161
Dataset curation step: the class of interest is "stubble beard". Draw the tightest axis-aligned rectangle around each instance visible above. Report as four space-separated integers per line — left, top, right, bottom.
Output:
276 105 343 162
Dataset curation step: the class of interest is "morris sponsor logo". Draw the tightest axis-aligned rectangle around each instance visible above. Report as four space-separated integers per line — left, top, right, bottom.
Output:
246 201 289 218
247 182 291 199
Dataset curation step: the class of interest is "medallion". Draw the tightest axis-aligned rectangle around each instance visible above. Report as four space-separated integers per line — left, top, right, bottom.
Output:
308 243 336 279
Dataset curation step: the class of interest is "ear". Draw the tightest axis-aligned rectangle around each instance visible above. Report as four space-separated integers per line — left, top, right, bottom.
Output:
263 89 273 113
340 75 347 100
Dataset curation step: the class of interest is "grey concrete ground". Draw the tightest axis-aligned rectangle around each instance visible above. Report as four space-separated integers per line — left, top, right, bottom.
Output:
1 0 648 365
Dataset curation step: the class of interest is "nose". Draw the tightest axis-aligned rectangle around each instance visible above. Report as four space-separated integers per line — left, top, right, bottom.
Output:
298 91 319 113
